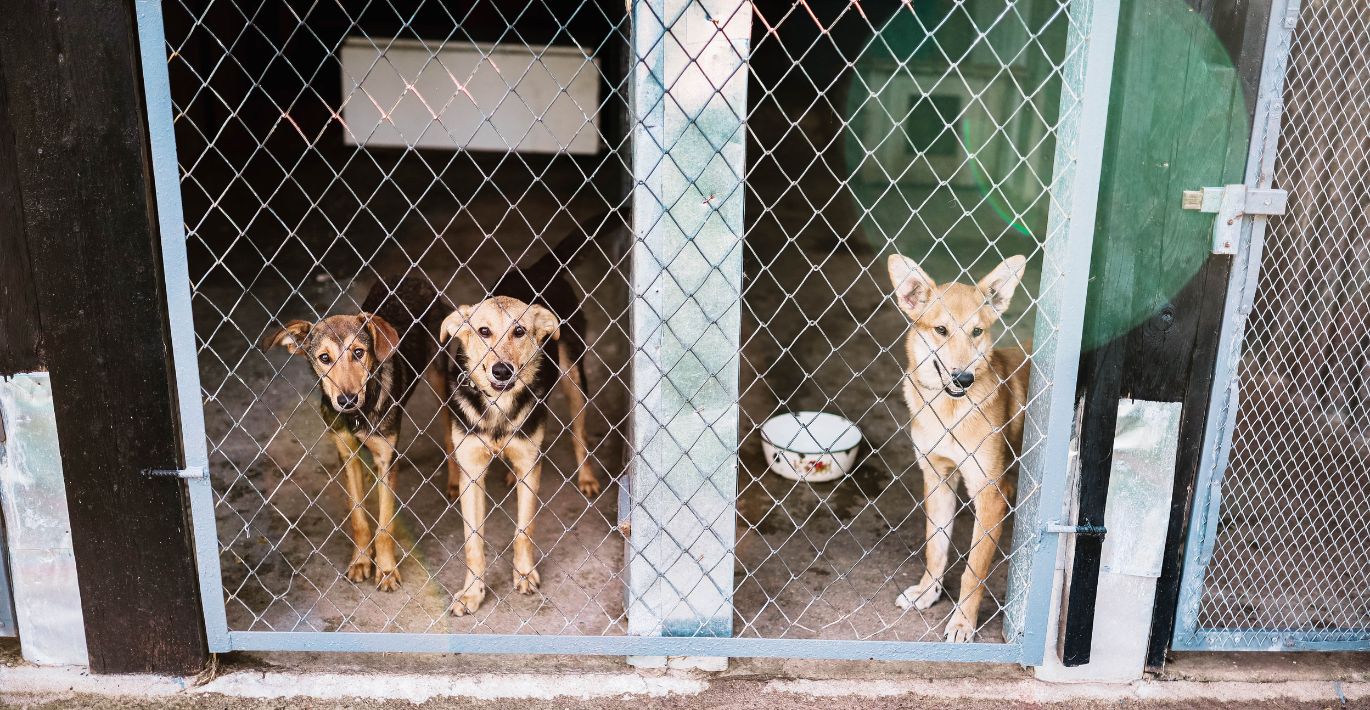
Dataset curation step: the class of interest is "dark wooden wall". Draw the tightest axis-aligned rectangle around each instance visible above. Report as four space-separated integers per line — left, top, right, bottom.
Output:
0 0 208 674
1063 0 1274 668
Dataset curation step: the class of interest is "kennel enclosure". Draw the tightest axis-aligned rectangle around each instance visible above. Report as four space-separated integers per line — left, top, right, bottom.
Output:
136 0 1116 662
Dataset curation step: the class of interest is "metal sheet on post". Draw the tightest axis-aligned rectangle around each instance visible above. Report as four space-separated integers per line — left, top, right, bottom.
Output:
0 375 89 665
626 0 751 647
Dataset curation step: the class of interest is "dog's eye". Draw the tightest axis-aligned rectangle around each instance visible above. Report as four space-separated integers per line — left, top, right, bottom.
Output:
478 326 492 338
934 326 949 337
318 353 332 364
513 325 526 338
353 348 365 360
972 327 984 337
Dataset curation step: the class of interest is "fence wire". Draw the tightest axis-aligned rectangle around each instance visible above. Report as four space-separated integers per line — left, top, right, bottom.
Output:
1195 1 1370 642
162 0 1086 647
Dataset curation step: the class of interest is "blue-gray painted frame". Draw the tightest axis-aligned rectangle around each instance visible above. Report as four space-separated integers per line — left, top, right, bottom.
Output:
1168 0 1366 653
134 0 1120 661
134 0 230 653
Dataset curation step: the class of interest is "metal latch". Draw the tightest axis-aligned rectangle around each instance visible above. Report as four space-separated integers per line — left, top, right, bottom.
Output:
1045 521 1107 538
142 466 204 480
1181 185 1289 255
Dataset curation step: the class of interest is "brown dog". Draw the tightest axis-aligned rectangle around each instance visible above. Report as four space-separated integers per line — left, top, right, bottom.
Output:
887 254 1029 642
261 277 449 592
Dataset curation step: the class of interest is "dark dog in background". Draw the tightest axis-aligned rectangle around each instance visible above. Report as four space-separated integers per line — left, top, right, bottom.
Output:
262 276 451 592
439 210 619 616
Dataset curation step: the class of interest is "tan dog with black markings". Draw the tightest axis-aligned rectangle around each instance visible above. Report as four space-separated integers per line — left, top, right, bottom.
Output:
437 213 611 617
887 254 1029 642
262 277 450 592
439 296 592 616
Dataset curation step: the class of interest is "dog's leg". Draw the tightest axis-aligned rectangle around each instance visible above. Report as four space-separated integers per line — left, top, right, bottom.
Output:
427 367 463 501
449 433 492 616
945 460 1010 643
331 429 373 584
558 347 598 496
506 433 544 594
365 433 402 592
896 456 958 612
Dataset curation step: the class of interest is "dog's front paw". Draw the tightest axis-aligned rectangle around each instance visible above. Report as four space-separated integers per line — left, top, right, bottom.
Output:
895 578 943 611
375 565 402 592
944 610 976 643
449 580 486 617
346 556 373 584
513 566 541 594
578 471 601 497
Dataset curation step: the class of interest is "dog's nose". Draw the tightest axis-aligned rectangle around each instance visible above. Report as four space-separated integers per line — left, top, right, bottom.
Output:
336 392 360 410
491 362 514 382
951 370 975 389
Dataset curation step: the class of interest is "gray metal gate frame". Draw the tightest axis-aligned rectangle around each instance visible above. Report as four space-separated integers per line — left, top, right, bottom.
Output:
135 0 1119 662
1170 0 1370 653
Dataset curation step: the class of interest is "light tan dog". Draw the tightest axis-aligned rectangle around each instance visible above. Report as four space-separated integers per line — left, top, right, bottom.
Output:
887 254 1029 642
439 295 593 616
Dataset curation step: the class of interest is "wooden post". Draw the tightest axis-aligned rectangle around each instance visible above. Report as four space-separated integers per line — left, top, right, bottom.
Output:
0 0 208 673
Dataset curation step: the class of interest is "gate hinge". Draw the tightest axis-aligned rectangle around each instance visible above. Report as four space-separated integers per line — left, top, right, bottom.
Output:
1045 521 1107 538
1181 185 1289 255
142 466 204 480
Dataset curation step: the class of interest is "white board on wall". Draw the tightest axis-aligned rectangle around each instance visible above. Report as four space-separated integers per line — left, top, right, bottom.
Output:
339 38 602 154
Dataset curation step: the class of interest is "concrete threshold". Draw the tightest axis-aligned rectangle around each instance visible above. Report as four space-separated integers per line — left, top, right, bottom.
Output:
2 653 1367 708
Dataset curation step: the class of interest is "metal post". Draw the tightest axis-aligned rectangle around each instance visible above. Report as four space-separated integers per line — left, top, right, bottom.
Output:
625 0 751 648
1004 0 1120 666
134 0 228 651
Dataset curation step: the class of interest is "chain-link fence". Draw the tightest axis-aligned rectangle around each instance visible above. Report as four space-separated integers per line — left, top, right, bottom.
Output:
1183 0 1370 648
149 0 1110 656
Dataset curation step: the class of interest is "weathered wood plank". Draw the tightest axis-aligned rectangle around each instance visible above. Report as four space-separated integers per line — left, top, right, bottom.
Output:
0 0 208 673
0 62 43 375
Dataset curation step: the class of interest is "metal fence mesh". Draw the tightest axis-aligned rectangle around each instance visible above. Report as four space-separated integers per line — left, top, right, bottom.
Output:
1196 1 1370 640
162 0 1085 645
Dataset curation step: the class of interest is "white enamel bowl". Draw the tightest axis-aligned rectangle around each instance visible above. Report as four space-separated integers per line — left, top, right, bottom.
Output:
760 411 863 484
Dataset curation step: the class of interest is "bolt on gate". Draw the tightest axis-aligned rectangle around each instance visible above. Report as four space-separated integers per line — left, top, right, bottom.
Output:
135 0 1117 661
1175 0 1370 653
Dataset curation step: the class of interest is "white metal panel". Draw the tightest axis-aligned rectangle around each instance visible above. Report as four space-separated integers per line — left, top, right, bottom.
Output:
339 38 602 154
0 374 89 666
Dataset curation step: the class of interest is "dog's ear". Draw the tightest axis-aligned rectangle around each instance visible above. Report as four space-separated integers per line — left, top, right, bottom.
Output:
979 255 1027 316
887 254 937 316
529 304 561 342
260 320 312 355
440 306 473 344
360 313 400 362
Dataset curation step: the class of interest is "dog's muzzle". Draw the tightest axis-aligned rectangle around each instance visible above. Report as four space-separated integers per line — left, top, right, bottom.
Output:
933 360 970 399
